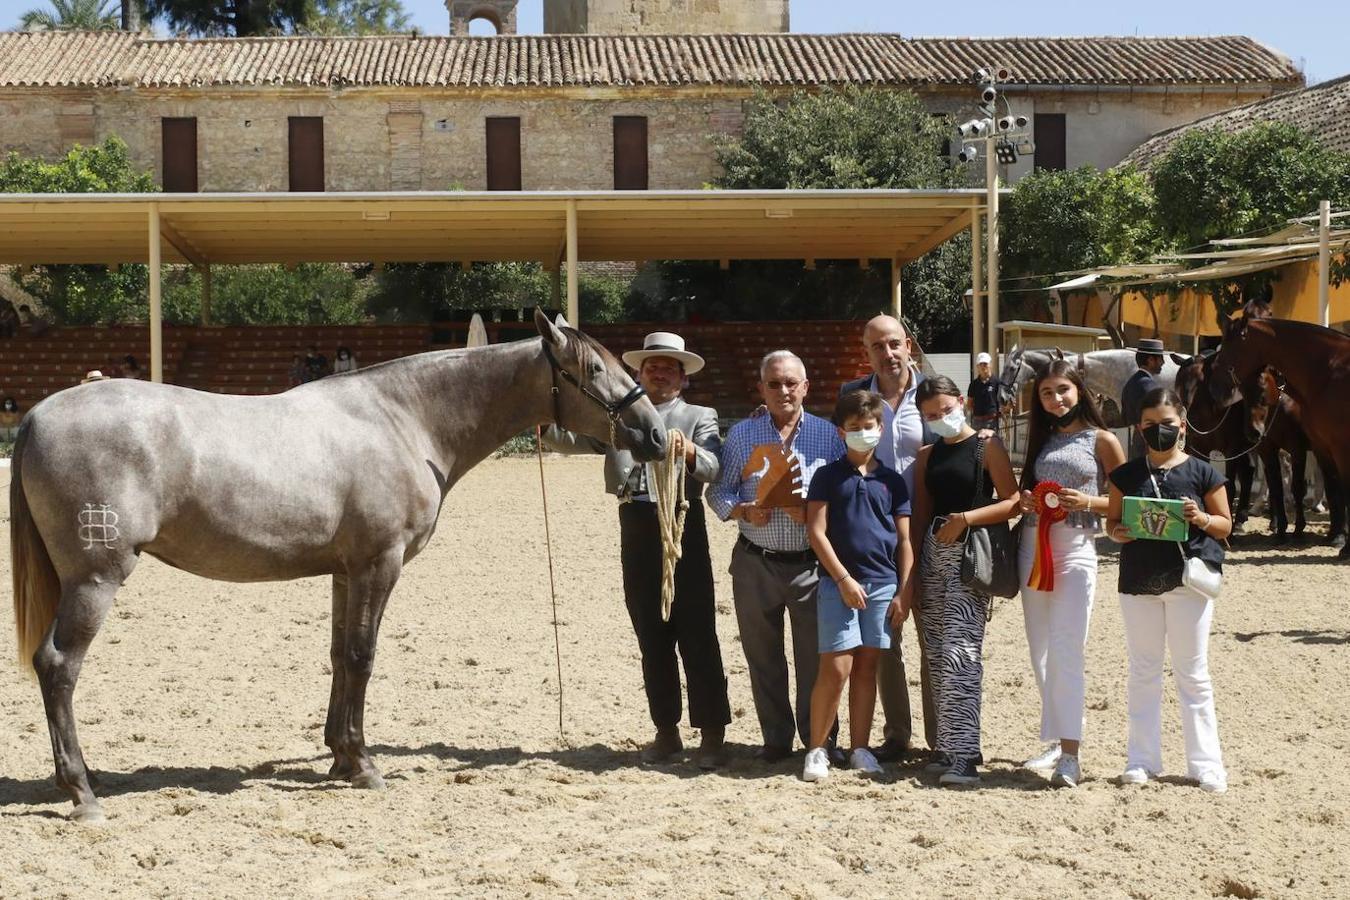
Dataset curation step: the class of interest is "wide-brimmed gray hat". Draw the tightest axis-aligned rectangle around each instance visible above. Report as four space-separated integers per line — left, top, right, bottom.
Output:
1132 338 1167 356
622 332 705 375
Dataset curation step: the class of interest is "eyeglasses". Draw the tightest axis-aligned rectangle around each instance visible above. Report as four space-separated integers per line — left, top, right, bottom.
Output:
765 380 803 392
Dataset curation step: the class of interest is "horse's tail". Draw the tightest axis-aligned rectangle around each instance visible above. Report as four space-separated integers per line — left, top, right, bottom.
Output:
10 423 60 676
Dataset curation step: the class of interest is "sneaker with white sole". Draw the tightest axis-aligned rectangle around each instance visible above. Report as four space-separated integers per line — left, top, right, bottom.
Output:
802 747 830 782
1024 743 1062 770
849 747 883 774
1119 766 1153 785
939 756 981 786
923 751 953 774
1197 771 1228 794
1050 754 1081 788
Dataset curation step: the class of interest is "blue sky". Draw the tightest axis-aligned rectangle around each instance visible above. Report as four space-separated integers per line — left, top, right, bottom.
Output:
403 0 1348 85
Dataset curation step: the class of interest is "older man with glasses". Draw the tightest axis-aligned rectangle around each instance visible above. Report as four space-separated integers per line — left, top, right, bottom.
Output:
710 350 846 763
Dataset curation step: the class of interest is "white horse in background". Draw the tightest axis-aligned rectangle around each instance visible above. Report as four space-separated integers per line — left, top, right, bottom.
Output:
998 346 1179 427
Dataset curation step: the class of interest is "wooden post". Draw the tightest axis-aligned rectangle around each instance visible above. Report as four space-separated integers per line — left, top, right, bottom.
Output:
970 208 983 359
890 253 902 320
565 199 579 325
148 204 163 383
200 264 212 327
985 150 1000 374
1319 199 1332 328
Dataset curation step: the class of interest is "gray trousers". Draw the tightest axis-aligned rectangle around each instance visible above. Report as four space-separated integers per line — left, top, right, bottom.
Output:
877 613 938 750
729 541 821 750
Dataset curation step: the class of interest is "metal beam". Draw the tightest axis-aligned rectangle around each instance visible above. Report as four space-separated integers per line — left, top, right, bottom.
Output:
148 205 163 383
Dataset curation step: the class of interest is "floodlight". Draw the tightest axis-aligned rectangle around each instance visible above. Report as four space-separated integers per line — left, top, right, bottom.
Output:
1014 114 1029 129
958 144 979 163
981 86 998 105
995 140 1018 165
973 68 991 82
1016 139 1036 155
998 115 1016 132
995 67 1011 81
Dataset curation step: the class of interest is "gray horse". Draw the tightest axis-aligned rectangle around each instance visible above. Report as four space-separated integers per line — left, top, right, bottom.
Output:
10 310 665 823
999 346 1178 426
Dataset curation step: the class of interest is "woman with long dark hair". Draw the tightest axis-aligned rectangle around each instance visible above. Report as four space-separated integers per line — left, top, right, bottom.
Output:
1017 359 1124 788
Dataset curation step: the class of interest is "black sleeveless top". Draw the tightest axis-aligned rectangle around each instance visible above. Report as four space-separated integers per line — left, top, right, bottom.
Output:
926 435 996 516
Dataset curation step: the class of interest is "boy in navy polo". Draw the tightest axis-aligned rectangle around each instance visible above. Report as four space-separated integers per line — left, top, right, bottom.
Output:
801 390 913 781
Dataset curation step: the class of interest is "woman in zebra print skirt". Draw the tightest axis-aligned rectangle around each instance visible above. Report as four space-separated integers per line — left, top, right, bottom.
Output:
903 377 1020 786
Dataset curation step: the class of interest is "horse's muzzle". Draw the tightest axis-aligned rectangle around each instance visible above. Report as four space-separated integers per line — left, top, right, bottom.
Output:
622 423 667 463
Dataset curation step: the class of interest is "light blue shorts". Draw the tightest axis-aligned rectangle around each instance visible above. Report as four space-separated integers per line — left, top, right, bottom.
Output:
816 577 895 653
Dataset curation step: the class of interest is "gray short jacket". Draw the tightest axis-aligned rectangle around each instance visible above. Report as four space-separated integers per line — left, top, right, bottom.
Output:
541 397 722 499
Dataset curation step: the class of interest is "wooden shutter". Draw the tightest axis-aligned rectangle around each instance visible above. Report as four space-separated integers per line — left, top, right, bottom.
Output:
161 118 198 193
485 117 522 191
1034 114 1067 171
288 117 325 192
613 116 649 190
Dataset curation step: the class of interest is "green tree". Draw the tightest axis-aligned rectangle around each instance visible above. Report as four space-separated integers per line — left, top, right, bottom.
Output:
306 0 410 34
647 87 975 348
141 0 309 36
1001 165 1161 296
19 0 119 31
162 264 370 325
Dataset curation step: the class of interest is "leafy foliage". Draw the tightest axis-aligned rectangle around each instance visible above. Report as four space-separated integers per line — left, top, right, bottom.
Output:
162 264 370 325
142 0 309 36
366 262 630 325
0 137 157 194
19 0 119 31
306 0 410 35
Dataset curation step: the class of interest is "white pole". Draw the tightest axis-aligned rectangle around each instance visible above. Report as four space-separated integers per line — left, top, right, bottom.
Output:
891 253 903 320
565 199 579 325
971 208 983 359
985 145 1000 373
1319 199 1332 328
148 204 163 384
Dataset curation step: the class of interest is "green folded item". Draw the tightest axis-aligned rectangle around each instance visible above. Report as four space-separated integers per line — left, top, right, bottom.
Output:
1122 496 1189 542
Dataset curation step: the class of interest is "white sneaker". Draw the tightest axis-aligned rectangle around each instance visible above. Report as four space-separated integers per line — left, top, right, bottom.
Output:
1050 754 1080 788
849 747 883 774
1198 771 1228 794
802 747 830 782
1119 766 1152 785
1024 743 1062 770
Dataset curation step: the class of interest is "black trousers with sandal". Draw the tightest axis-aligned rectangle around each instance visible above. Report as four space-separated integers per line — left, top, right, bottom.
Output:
618 500 732 731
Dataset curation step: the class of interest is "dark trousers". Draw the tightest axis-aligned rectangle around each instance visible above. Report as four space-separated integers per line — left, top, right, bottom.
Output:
619 500 731 731
877 611 938 750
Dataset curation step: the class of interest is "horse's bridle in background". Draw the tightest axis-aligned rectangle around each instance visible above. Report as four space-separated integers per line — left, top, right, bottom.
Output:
542 342 646 440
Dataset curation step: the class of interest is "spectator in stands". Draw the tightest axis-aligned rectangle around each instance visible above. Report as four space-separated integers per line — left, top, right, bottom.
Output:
1 396 20 440
333 345 359 374
81 370 108 385
303 344 329 382
0 298 18 338
122 355 145 379
288 354 307 387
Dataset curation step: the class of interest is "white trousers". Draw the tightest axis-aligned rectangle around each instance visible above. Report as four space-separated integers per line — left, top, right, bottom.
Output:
1118 587 1225 779
1018 524 1097 743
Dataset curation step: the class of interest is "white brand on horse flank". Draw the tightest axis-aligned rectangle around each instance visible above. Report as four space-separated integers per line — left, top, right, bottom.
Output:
78 504 120 549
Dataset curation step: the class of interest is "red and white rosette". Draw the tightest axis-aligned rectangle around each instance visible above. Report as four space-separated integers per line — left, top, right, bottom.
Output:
1027 481 1068 591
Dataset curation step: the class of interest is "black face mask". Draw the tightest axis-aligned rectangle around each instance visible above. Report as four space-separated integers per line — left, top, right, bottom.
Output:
1141 423 1181 452
1050 404 1079 428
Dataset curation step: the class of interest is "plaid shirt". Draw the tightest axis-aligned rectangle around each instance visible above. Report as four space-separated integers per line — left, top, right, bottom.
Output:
708 411 846 552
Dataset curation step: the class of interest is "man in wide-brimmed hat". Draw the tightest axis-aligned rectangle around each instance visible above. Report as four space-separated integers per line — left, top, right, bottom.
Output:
542 331 732 770
1121 338 1167 459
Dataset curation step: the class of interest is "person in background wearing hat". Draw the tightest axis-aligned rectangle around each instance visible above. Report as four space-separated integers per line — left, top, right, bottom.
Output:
1121 339 1167 460
542 332 732 770
80 370 109 385
966 352 1005 434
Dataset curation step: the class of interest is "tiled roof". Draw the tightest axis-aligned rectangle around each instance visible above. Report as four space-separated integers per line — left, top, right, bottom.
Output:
1123 73 1350 168
0 31 1303 90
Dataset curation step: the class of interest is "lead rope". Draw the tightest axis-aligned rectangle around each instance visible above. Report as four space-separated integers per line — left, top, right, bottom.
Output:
534 425 567 742
650 430 689 622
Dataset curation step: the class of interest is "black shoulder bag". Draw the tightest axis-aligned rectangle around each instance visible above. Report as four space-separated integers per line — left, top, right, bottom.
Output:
959 437 1020 602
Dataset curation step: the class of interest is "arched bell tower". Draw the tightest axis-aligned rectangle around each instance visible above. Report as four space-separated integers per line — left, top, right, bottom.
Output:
544 1 790 35
448 0 518 35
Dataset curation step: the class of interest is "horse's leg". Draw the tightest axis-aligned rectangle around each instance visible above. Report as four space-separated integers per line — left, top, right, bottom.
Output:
324 573 353 779
1264 450 1287 540
1318 454 1346 547
1291 448 1308 538
33 580 120 823
335 550 403 790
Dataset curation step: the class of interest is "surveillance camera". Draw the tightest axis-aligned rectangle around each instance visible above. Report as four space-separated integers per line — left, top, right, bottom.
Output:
958 145 979 163
998 115 1016 132
981 86 997 105
995 67 1011 81
1015 114 1029 129
973 68 991 82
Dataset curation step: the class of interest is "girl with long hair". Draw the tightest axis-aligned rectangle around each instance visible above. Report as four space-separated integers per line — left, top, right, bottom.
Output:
1016 359 1125 788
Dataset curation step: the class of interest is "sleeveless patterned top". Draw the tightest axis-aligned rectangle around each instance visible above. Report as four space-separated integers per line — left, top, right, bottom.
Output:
1027 429 1105 531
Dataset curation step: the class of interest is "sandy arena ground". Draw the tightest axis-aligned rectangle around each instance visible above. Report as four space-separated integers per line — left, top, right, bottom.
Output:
2 456 1348 898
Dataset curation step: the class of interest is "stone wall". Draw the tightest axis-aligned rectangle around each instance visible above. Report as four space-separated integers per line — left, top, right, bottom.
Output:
0 84 1283 193
544 0 789 34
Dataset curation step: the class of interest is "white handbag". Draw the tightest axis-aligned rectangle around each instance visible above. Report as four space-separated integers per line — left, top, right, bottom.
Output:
1150 468 1222 601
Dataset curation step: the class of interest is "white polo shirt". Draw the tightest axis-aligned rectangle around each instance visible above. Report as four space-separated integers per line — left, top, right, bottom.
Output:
865 370 925 500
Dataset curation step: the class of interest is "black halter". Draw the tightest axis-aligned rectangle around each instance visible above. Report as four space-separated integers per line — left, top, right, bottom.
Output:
542 341 646 436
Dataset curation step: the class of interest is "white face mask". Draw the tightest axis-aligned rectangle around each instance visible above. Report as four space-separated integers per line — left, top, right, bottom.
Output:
844 427 882 452
928 407 967 438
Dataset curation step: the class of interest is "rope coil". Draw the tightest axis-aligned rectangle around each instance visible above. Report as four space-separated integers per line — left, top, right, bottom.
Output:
651 429 689 622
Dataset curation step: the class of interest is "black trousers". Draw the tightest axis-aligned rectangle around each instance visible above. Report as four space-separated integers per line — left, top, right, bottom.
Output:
619 500 732 730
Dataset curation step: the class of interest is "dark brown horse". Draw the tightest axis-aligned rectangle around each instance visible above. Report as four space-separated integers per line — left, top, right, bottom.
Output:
1209 315 1350 559
1172 350 1257 528
1252 370 1346 543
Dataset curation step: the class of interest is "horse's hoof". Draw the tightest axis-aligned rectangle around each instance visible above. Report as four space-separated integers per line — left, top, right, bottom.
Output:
350 770 386 791
1330 534 1348 550
69 802 106 825
327 760 355 780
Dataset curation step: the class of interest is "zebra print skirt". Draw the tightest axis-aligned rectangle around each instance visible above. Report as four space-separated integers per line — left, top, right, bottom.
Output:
921 520 989 759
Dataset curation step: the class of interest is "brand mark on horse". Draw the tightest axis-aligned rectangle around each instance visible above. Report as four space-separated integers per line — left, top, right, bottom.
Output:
78 503 120 549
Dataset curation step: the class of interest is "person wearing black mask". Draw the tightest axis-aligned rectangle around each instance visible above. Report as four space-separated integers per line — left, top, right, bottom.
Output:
1106 387 1231 794
1120 339 1167 459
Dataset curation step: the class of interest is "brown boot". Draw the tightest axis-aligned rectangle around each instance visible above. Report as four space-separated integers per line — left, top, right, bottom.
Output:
641 726 683 764
696 727 728 771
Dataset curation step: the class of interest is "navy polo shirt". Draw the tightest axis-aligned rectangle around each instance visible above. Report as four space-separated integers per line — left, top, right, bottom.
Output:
968 376 1003 417
807 458 911 584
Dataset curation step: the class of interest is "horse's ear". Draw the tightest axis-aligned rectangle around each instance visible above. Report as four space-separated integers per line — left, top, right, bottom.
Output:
1053 347 1065 361
1169 353 1191 367
554 313 571 330
534 308 567 348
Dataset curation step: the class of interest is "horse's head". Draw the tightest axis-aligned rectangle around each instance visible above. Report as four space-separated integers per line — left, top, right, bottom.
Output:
1208 313 1265 409
996 345 1028 407
1169 352 1204 409
534 309 666 462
